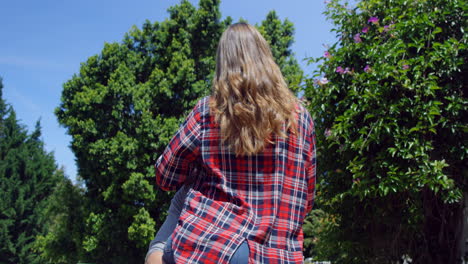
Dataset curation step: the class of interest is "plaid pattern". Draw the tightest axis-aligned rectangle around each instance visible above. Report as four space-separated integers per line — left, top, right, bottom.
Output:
155 96 316 264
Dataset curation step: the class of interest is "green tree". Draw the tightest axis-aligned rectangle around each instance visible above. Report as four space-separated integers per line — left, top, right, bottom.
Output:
34 170 88 264
0 77 60 264
305 0 467 263
55 0 303 263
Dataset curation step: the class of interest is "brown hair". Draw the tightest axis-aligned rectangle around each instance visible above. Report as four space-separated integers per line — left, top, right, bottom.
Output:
210 23 298 156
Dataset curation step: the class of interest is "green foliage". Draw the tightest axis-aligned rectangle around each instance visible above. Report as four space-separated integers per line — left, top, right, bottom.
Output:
302 208 335 258
0 77 60 264
34 171 88 264
128 208 156 249
305 0 467 263
55 0 303 263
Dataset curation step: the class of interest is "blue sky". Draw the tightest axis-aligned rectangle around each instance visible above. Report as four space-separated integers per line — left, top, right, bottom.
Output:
1 0 336 181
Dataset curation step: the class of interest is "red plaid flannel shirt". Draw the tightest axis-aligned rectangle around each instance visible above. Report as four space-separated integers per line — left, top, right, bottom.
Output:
155 96 316 264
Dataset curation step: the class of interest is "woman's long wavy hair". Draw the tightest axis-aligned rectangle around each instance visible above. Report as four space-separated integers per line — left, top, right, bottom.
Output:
210 23 298 156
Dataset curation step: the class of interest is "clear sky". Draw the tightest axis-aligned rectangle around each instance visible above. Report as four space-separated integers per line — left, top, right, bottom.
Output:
1 0 336 181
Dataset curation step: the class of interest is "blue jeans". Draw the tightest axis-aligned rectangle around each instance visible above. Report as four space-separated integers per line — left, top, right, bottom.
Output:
229 241 249 264
162 239 249 264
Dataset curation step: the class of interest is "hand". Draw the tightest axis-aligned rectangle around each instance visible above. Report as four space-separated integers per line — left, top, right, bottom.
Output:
145 251 164 264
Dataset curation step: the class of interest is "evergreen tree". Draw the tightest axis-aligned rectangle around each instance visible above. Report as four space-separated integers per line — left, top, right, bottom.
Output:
34 169 88 264
305 0 467 263
0 77 59 264
55 0 303 262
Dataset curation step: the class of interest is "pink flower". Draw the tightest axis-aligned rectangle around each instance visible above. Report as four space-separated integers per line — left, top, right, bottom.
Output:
343 67 351 74
362 26 369 33
336 66 345 74
368 17 379 24
325 128 332 137
384 22 395 32
324 51 332 59
353 33 362 43
318 77 329 85
364 65 371 72
402 64 410 70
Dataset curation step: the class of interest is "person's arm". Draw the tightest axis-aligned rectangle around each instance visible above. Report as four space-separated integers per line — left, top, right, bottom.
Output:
145 251 163 264
155 102 202 191
145 185 189 263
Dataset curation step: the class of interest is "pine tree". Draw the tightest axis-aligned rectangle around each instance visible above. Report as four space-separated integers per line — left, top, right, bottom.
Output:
0 77 59 264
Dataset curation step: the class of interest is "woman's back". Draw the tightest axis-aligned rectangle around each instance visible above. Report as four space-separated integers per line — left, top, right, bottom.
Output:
156 96 316 263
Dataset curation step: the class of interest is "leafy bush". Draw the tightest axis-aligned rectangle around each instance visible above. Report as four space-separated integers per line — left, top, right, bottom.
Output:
305 0 467 263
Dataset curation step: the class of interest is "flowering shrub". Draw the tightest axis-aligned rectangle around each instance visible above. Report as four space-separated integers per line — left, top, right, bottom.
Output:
305 0 467 263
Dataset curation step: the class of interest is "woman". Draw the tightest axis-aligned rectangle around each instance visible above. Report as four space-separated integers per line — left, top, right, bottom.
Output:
147 22 316 264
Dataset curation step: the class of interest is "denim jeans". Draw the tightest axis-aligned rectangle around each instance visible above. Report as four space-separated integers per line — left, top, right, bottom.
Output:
162 238 249 264
229 240 249 264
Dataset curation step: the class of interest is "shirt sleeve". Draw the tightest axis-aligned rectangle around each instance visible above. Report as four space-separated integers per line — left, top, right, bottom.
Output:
154 185 189 241
155 102 202 191
305 118 317 214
